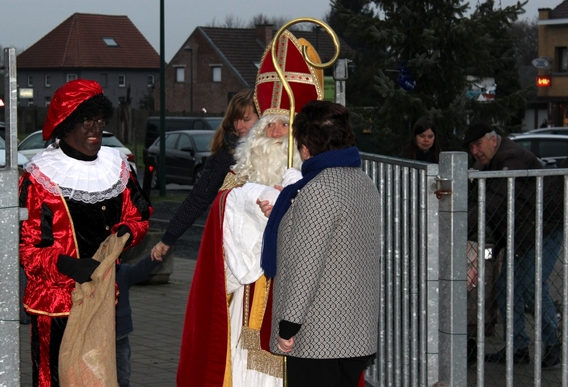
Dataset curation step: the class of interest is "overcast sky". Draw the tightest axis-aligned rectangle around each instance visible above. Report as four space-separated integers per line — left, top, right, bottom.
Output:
0 0 558 62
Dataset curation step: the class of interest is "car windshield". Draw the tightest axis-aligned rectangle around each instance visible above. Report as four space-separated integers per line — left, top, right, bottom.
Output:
192 133 213 152
102 133 125 147
207 118 222 130
0 136 5 149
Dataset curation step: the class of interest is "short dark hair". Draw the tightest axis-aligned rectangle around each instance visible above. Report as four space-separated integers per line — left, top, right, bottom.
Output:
292 100 354 157
51 94 113 140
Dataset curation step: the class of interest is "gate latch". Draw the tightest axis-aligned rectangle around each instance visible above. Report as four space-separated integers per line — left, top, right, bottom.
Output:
434 176 452 200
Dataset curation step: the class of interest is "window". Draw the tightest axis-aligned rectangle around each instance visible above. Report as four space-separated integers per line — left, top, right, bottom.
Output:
175 67 185 82
45 96 51 107
165 133 180 149
556 47 567 73
100 74 107 87
118 74 126 87
27 75 33 87
67 74 77 82
177 134 192 151
148 75 154 87
45 74 51 87
102 37 118 47
27 99 34 107
212 66 221 82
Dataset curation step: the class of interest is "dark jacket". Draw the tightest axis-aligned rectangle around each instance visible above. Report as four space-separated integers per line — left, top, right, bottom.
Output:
398 142 438 163
468 136 563 258
116 254 161 336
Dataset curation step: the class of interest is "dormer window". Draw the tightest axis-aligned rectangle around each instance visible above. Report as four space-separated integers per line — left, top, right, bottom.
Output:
103 37 119 47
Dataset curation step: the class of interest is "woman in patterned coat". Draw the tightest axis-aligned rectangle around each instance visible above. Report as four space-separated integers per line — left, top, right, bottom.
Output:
261 100 381 387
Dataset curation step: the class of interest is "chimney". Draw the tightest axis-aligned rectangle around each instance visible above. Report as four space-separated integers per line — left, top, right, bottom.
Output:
256 24 274 47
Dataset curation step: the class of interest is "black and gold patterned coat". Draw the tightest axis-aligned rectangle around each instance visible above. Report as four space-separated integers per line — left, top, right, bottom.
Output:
271 167 381 358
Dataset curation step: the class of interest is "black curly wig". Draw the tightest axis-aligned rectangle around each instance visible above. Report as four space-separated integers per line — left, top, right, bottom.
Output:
51 94 113 140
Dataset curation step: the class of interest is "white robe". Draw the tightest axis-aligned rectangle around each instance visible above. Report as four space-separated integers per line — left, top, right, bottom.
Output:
223 182 283 387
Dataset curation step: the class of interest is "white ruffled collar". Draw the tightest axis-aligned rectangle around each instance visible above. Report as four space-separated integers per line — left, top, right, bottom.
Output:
26 144 130 204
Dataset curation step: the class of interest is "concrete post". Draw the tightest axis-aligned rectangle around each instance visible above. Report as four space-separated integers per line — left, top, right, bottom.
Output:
0 47 26 387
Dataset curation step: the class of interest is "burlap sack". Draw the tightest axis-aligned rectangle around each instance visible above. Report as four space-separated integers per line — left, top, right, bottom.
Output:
59 233 129 387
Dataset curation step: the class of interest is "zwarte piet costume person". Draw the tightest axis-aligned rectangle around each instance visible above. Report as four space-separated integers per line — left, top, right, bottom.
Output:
19 79 152 387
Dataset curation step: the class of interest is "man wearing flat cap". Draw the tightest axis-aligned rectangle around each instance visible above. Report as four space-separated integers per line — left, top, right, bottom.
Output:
19 79 152 386
464 122 563 368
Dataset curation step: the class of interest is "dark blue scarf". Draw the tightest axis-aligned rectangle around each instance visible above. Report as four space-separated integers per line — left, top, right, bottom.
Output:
260 146 361 278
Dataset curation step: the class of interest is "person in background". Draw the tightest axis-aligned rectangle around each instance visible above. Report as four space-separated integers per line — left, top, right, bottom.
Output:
464 121 563 368
150 89 258 260
540 118 549 128
116 254 163 387
19 79 151 386
398 115 440 163
262 100 381 387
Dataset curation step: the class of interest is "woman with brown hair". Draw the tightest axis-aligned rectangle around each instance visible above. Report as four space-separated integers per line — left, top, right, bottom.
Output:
399 115 440 163
151 89 258 259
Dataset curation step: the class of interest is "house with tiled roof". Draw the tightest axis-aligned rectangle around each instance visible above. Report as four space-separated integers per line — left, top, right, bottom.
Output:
16 13 160 109
157 24 353 113
537 1 568 126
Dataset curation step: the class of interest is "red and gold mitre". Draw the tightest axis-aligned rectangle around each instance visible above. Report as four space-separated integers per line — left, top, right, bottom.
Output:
254 30 324 117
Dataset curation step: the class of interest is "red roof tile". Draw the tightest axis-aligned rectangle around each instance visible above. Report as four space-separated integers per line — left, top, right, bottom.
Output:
17 13 160 69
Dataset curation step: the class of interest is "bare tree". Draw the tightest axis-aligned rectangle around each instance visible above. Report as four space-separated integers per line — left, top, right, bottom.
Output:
224 14 246 28
510 18 538 67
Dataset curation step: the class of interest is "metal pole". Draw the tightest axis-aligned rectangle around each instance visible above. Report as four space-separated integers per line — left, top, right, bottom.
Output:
333 58 351 107
437 151 468 386
159 0 166 197
190 49 193 113
0 46 27 387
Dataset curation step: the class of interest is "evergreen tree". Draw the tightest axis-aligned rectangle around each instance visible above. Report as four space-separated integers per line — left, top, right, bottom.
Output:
331 0 529 154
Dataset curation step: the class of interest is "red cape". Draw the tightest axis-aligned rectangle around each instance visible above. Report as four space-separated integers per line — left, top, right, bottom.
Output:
177 191 230 387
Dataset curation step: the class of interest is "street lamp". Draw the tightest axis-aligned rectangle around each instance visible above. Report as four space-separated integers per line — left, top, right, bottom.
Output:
184 46 194 113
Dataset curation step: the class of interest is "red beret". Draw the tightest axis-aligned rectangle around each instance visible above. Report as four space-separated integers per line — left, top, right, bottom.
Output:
254 30 324 117
42 79 104 140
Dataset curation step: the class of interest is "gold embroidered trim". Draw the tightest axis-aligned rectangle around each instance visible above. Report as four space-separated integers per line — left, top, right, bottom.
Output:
23 304 70 317
240 326 283 379
57 185 80 258
220 172 245 191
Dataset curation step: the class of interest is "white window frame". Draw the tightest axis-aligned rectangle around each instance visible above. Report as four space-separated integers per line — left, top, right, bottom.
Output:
27 75 33 87
175 66 185 83
211 65 222 82
118 74 126 87
148 75 155 87
44 74 51 87
67 74 78 82
45 96 51 107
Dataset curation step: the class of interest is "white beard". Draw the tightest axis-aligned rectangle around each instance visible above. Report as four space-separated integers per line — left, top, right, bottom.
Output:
232 115 302 186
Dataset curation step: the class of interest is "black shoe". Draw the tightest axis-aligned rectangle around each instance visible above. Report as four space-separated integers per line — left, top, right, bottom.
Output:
542 344 562 368
485 347 530 364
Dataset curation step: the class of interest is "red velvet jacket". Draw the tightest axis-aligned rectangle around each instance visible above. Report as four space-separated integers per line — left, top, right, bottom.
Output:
19 170 151 316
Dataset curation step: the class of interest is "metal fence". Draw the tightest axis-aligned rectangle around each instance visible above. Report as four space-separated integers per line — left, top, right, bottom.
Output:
361 151 568 387
360 152 443 386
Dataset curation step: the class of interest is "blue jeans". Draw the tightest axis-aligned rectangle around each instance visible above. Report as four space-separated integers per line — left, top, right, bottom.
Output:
116 334 131 387
496 228 562 350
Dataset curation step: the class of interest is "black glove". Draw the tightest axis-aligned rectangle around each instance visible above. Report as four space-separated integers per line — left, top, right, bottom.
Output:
57 255 100 284
115 225 133 247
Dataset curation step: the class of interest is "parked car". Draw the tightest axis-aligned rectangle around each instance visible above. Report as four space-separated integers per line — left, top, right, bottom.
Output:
18 130 138 174
0 121 5 140
509 133 568 167
144 130 214 189
0 135 29 168
144 116 221 148
526 127 568 135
